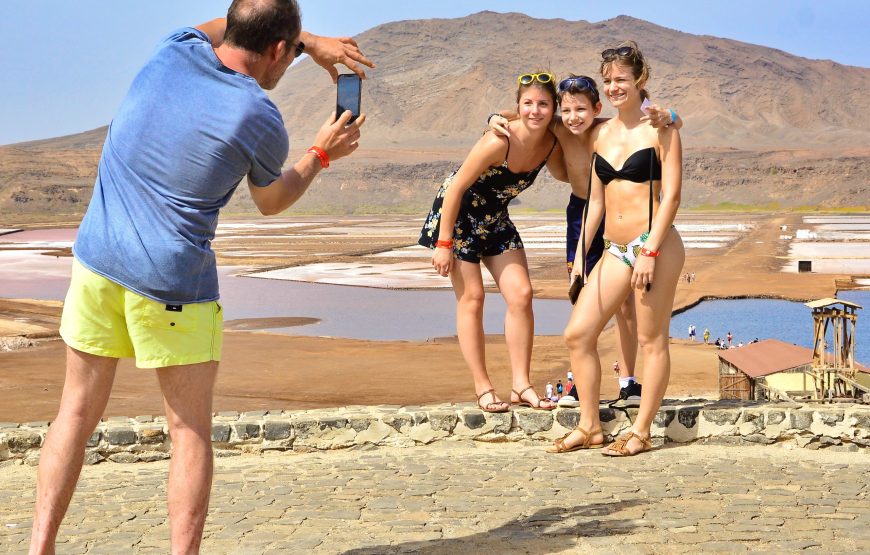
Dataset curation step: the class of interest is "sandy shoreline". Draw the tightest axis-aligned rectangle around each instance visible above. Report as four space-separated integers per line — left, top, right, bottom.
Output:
0 212 861 421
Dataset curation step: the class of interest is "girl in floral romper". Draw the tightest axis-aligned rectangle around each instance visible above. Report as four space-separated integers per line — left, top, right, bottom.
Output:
419 72 561 413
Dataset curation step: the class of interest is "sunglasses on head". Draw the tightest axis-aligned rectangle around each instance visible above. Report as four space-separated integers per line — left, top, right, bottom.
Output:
601 46 635 60
518 72 555 86
557 76 596 93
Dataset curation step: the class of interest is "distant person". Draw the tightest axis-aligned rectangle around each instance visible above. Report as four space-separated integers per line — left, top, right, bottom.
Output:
688 324 696 341
489 76 679 407
420 71 562 412
690 272 695 282
557 380 564 397
737 342 744 348
703 328 710 344
553 41 684 456
28 2 373 553
727 331 733 347
546 381 554 400
566 379 578 400
567 370 574 382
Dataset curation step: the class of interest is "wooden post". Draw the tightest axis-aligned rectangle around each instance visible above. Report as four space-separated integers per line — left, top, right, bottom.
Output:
805 299 861 400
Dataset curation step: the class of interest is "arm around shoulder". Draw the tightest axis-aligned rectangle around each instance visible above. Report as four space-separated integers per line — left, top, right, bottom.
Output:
546 143 568 183
658 126 682 203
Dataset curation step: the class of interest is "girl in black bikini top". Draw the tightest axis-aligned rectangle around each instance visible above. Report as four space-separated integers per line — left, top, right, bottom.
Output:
558 40 684 459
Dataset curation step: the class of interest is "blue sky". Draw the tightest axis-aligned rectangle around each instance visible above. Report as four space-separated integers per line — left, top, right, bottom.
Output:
1 1 867 145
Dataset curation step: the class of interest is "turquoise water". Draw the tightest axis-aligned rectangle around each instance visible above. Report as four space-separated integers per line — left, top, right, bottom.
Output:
670 290 870 365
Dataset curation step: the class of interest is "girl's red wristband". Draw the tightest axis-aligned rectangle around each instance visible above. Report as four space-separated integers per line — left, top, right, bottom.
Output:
435 240 454 249
640 247 660 257
307 146 329 169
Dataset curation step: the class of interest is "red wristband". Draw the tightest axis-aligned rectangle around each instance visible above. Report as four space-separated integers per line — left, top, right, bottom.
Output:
435 239 454 249
307 146 329 169
640 247 660 257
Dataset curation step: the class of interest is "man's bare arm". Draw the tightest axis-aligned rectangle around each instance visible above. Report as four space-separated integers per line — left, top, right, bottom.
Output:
194 18 374 82
249 111 365 215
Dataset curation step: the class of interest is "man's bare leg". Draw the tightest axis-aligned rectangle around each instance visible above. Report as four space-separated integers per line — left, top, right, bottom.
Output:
156 361 218 555
29 347 118 555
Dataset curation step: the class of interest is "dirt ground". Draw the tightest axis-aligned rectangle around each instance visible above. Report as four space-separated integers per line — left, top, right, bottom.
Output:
0 329 718 422
0 212 852 422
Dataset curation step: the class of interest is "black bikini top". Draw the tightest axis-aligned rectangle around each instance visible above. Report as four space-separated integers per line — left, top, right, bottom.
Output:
594 147 661 185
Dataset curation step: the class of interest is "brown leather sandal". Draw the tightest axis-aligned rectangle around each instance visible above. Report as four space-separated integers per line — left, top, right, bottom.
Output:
511 385 556 411
602 431 652 457
476 389 510 413
547 425 604 453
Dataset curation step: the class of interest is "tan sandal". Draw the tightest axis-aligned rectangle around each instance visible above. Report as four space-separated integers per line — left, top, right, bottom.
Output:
476 389 510 413
511 385 556 411
547 425 604 453
602 431 652 457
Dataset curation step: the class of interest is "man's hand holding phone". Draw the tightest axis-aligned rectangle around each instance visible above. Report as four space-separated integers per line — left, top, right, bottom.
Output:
312 110 365 164
309 73 365 167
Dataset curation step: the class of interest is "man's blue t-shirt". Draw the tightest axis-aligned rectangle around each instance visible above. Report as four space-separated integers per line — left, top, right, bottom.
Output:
74 27 289 304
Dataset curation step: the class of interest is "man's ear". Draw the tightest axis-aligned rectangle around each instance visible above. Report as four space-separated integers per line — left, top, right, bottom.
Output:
271 40 288 61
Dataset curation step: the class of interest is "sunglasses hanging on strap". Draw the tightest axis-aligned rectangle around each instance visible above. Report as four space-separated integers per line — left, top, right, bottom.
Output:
569 153 596 305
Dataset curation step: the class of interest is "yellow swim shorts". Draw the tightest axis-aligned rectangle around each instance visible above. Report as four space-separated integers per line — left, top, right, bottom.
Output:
60 259 223 368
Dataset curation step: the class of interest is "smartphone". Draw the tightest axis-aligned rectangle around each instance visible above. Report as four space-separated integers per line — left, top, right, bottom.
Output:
336 74 361 124
640 97 652 115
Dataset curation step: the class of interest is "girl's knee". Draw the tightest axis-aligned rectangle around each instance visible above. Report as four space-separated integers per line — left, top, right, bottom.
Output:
504 285 533 311
457 290 485 311
564 325 595 350
638 332 669 352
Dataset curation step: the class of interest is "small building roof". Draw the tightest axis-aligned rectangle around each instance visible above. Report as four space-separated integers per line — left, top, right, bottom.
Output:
804 298 863 310
717 339 869 378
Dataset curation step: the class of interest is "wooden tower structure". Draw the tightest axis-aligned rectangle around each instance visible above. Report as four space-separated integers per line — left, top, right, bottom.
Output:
804 297 862 399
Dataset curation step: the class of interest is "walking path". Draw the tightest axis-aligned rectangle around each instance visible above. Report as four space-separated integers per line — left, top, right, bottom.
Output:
2 442 868 554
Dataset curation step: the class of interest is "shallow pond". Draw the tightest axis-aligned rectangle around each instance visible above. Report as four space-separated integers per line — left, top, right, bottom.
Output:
670 290 869 364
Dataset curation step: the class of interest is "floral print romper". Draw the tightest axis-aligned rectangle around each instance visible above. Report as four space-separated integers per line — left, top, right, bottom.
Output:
418 136 557 263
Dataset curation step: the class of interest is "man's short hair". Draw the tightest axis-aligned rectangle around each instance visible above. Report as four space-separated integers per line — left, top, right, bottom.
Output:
224 0 302 55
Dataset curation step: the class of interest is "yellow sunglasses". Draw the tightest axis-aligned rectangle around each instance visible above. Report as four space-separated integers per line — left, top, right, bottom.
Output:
517 72 555 86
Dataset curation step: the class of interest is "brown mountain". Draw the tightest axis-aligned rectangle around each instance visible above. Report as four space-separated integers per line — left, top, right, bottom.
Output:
1 11 868 221
274 11 870 150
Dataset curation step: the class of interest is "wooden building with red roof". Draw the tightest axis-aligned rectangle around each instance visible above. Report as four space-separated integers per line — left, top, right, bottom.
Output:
717 339 870 400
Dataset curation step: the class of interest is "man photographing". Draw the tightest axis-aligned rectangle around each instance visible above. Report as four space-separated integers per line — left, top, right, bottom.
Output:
29 1 372 553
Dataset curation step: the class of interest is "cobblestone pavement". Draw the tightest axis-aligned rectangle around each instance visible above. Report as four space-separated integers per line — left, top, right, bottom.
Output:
1 442 868 554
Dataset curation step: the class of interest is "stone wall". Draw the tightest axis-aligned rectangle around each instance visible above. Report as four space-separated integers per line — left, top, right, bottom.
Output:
1 400 868 466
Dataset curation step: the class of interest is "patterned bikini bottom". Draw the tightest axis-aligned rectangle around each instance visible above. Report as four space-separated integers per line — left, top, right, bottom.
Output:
603 231 650 269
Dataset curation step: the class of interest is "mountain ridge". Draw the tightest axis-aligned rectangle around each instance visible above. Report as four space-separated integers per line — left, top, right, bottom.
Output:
1 11 867 219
